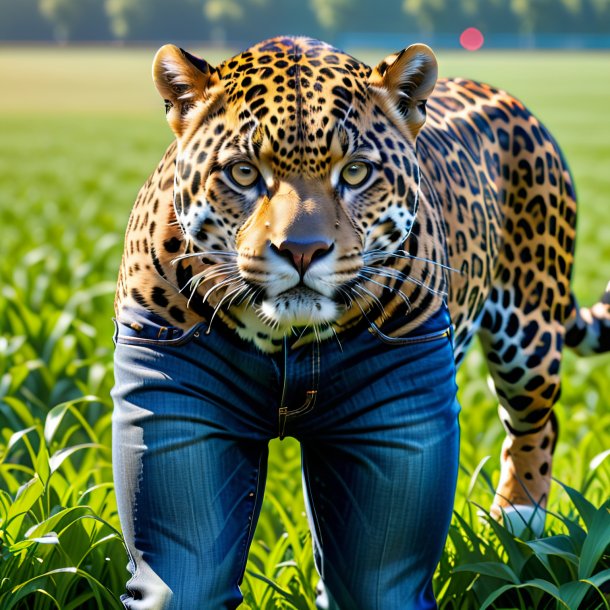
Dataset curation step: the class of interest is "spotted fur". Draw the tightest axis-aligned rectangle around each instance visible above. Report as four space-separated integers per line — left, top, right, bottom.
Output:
115 37 610 521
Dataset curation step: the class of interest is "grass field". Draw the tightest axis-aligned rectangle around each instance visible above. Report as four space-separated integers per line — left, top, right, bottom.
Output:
0 46 609 609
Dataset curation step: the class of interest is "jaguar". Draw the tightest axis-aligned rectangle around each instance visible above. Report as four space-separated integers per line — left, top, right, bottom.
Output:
115 36 610 530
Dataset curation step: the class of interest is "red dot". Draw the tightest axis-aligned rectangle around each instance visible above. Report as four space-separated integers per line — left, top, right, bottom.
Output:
460 27 484 51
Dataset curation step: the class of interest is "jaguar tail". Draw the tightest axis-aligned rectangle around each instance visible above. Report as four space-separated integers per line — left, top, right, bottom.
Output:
564 282 610 356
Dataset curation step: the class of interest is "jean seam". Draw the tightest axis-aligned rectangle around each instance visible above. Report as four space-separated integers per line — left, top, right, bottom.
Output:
123 548 141 604
375 484 395 610
122 453 144 603
236 450 265 585
303 457 325 578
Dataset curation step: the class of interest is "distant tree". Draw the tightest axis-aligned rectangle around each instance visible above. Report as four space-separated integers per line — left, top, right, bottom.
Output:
402 0 514 34
402 0 445 33
38 0 82 41
508 0 610 33
203 0 246 43
213 0 322 47
592 0 610 10
309 0 350 32
103 0 211 43
104 0 145 39
38 0 108 41
509 0 565 34
1 0 608 43
0 0 52 40
587 0 610 33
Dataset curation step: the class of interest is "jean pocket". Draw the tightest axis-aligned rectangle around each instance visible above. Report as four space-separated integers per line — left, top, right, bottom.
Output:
369 323 452 346
113 316 205 347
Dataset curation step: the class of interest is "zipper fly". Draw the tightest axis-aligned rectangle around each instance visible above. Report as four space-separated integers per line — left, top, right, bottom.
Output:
278 336 289 439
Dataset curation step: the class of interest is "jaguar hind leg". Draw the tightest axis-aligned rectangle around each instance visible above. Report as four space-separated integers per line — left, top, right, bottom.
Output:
489 414 557 534
478 290 564 535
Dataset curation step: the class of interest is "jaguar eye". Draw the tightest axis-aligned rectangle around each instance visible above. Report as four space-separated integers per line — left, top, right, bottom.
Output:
229 162 260 188
341 161 371 188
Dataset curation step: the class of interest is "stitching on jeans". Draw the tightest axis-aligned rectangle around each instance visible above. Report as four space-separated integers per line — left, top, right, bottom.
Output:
123 448 145 600
236 451 265 584
303 457 325 578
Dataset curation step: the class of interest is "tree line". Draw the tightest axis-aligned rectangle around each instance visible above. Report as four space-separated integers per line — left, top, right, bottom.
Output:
1 0 609 43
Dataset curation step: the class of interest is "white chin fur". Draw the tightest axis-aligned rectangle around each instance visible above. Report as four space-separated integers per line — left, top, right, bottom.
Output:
260 290 338 328
502 504 546 537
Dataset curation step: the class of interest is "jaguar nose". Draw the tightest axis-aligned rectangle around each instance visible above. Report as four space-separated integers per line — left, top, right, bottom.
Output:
273 239 334 275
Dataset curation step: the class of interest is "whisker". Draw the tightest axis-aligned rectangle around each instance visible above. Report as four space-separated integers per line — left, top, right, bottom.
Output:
359 272 412 312
182 270 207 296
329 324 343 352
296 323 312 342
361 265 409 283
351 284 385 320
232 285 253 308
184 274 239 308
244 287 263 310
394 250 460 274
180 263 238 295
227 283 250 309
190 265 238 285
401 275 447 298
171 251 238 265
360 264 447 298
346 287 377 332
364 249 460 274
201 275 241 304
257 305 281 331
331 283 357 311
207 283 248 331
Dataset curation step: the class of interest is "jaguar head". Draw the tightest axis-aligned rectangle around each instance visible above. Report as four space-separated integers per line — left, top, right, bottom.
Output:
152 37 437 337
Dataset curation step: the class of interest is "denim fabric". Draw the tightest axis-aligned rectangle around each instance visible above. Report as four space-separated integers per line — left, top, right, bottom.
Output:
111 304 460 610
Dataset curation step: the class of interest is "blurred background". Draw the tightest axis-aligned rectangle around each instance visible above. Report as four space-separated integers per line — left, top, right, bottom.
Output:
1 1 609 608
1 0 610 48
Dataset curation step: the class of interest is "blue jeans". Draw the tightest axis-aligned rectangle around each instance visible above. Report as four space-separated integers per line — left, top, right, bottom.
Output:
111 305 460 610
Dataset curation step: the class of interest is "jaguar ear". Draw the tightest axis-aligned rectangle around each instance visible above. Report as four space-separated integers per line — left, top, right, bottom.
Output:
152 44 215 137
369 44 438 139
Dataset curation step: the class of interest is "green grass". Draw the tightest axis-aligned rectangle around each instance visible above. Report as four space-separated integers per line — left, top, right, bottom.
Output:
0 46 609 609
